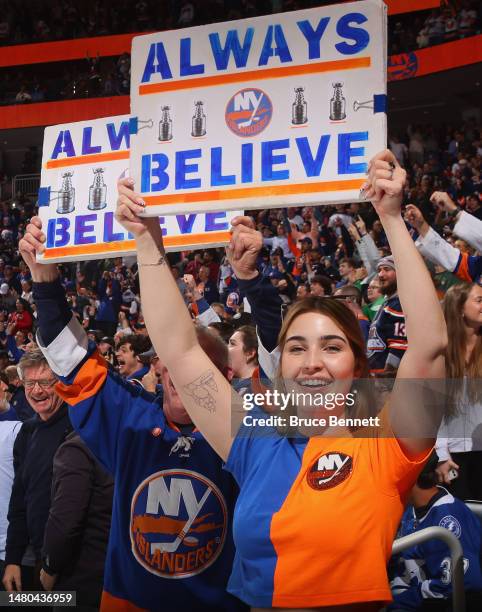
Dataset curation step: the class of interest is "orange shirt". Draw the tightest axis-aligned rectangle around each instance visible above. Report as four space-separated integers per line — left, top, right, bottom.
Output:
226 415 430 608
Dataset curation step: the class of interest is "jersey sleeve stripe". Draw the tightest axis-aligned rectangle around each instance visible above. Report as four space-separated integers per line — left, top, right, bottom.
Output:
55 349 108 407
453 253 473 283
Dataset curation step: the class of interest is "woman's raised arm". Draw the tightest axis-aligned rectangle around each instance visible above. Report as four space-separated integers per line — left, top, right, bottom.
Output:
362 151 447 457
116 179 237 460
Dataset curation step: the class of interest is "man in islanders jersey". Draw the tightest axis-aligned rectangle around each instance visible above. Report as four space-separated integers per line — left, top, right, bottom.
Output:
367 256 408 375
17 230 245 612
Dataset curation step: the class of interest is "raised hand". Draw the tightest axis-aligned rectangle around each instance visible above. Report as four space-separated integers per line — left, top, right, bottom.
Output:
183 273 203 301
115 178 151 237
18 217 58 282
430 191 457 214
361 149 406 218
347 223 361 242
354 215 367 235
226 216 262 280
404 204 429 235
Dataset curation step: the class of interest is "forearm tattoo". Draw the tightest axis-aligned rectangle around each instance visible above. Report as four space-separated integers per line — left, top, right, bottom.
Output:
183 370 218 413
138 252 167 267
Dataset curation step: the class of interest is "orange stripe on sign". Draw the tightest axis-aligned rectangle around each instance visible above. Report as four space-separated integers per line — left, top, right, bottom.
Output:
139 57 371 95
55 350 108 406
144 179 364 206
42 231 231 259
46 150 130 169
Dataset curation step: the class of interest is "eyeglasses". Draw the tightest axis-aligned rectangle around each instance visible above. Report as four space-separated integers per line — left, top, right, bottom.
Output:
23 379 57 390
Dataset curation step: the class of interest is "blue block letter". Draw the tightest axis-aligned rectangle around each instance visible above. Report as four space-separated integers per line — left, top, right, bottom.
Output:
338 132 368 174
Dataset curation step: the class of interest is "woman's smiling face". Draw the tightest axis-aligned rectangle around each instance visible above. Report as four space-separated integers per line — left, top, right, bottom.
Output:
281 311 356 415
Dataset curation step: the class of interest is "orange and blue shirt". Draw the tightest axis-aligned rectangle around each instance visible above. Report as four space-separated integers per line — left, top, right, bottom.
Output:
225 413 429 608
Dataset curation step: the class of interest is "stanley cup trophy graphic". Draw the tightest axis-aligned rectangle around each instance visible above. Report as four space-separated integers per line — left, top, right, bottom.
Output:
159 106 173 141
88 168 107 211
292 87 308 125
191 101 207 137
56 172 75 214
329 83 346 121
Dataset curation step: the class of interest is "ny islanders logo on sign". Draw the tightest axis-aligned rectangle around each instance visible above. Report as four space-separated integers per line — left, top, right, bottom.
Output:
130 469 227 578
225 88 273 137
307 452 353 491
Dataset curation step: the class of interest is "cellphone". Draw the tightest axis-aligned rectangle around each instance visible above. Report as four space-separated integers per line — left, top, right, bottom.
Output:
448 468 459 481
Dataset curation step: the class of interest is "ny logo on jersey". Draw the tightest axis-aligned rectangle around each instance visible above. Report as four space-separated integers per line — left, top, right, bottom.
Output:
130 470 227 578
307 452 353 491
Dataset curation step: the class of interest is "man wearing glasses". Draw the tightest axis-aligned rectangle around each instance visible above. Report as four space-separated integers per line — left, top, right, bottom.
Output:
2 350 72 593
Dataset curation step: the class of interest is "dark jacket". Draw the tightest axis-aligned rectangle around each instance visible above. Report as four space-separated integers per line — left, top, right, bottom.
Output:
10 386 34 422
42 432 113 606
5 405 72 564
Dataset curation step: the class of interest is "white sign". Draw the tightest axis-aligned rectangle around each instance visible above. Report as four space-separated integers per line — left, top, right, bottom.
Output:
129 0 387 216
37 115 239 263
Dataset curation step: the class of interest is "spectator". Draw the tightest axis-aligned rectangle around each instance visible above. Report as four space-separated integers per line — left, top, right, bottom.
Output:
20 280 33 305
0 419 22 584
114 335 151 383
296 283 310 299
2 350 72 592
7 298 33 335
0 283 16 313
114 149 448 609
406 205 481 284
336 257 357 288
15 84 32 103
197 264 219 304
95 272 121 337
4 365 34 421
363 276 385 321
309 274 332 297
97 336 115 364
334 285 370 342
228 325 258 394
389 135 408 166
39 433 114 608
390 453 482 610
0 371 17 421
435 282 482 501
208 321 236 343
5 325 27 364
367 256 407 375
17 248 246 611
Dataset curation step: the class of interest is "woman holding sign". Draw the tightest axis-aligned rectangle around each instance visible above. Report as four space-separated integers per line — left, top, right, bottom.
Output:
112 150 447 609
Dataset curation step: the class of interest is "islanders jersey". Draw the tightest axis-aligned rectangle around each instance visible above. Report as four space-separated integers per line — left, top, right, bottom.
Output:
367 295 407 373
45 343 244 612
224 412 430 608
391 488 482 610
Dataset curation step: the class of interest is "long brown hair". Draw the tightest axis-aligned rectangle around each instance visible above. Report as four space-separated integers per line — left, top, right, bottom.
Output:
274 297 375 432
443 283 482 406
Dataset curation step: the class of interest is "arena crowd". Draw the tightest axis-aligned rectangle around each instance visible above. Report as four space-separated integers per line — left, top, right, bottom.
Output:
0 113 480 610
0 0 481 607
0 0 480 106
